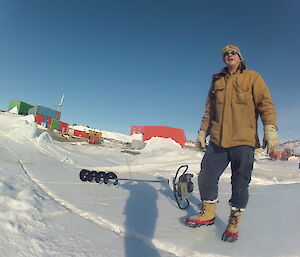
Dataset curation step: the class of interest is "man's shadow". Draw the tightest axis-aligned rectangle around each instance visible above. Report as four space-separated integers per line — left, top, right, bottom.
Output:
118 173 227 257
121 181 161 257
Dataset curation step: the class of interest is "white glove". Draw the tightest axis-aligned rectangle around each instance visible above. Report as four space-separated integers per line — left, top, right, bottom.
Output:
196 130 207 150
263 125 279 154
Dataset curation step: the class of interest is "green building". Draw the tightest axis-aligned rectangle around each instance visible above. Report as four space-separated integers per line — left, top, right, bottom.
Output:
8 100 34 115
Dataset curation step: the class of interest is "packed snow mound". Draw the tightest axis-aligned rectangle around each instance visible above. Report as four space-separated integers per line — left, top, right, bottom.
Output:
129 133 143 141
101 130 142 143
142 137 182 153
36 131 53 145
21 114 35 123
5 118 40 141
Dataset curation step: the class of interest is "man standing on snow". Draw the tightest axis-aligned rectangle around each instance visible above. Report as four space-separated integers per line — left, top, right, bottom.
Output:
185 45 279 242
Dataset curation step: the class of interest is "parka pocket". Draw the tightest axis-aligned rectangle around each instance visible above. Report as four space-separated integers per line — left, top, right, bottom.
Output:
236 92 247 104
233 80 250 105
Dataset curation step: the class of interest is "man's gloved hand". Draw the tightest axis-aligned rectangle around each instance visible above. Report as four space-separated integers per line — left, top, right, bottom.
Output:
196 130 207 151
263 124 279 153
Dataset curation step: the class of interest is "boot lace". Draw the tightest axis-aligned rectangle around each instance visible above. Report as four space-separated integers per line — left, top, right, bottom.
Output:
199 204 206 215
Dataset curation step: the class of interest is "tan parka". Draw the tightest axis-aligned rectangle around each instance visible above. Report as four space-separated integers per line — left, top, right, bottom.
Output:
200 68 277 148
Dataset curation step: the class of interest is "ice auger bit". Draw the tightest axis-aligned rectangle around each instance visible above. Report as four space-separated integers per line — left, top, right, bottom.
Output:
79 169 169 185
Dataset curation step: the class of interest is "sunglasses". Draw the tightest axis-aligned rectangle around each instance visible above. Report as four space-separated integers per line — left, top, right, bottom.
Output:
223 50 238 56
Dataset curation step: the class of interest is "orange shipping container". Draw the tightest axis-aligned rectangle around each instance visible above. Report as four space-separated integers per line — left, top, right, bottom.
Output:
74 130 89 139
88 134 100 144
269 151 281 160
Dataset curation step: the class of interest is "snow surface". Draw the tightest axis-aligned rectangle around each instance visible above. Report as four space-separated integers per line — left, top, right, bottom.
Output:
0 112 300 257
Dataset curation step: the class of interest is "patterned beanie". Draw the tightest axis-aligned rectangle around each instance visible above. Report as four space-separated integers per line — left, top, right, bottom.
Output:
221 44 244 61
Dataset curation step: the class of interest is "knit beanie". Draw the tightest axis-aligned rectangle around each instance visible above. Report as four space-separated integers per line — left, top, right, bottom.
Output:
221 44 244 61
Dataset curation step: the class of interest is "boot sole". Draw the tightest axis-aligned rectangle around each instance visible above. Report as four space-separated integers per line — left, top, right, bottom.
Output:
185 218 215 228
222 232 238 243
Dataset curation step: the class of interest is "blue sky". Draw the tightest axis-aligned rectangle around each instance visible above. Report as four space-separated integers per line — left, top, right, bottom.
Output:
0 0 299 142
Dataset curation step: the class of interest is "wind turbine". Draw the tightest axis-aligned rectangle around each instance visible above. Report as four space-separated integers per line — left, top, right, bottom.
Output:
57 94 64 112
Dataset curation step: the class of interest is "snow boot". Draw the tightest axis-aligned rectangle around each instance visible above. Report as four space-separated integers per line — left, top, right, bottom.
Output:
185 201 216 228
222 208 244 243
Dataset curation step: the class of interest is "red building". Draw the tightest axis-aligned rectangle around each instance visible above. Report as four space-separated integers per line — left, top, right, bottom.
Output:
130 126 186 148
58 121 69 134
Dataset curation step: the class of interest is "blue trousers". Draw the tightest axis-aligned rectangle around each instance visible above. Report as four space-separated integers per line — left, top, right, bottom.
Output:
198 143 254 209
